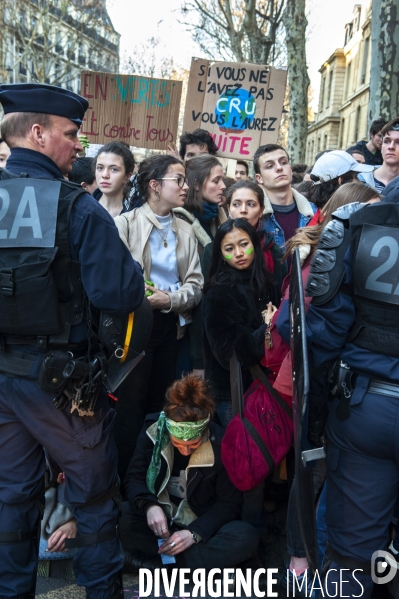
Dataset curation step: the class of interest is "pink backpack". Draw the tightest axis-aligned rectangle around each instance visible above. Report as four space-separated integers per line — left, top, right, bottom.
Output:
221 360 293 491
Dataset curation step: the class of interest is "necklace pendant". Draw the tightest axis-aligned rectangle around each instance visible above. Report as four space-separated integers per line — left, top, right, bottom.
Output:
163 240 168 248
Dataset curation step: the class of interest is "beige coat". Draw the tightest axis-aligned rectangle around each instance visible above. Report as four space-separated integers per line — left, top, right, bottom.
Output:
114 203 203 336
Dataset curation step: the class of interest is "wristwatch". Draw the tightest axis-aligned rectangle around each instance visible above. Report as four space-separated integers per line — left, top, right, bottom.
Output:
190 531 201 543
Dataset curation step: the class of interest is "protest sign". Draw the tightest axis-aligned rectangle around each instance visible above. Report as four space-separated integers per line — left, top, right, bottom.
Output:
80 71 182 149
183 59 287 160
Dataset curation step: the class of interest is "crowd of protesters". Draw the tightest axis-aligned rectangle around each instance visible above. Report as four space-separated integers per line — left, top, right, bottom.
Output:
2 99 399 599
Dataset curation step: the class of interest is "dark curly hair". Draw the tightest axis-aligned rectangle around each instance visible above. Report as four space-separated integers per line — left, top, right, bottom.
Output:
96 142 135 174
95 142 135 199
164 374 215 422
370 118 387 136
179 128 219 160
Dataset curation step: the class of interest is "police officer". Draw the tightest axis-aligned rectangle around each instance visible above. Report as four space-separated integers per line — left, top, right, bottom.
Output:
305 199 399 597
0 83 144 598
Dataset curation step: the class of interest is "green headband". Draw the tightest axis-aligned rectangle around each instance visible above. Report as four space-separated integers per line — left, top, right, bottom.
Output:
146 412 210 494
165 414 210 441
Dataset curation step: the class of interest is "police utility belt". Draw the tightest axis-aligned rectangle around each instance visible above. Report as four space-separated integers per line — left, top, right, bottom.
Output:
330 360 399 421
0 175 108 416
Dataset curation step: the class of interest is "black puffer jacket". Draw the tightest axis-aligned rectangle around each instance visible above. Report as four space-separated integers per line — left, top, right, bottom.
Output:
124 414 243 543
202 269 272 403
346 140 383 166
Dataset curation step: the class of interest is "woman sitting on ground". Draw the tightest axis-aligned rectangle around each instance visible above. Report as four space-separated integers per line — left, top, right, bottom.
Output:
120 374 258 572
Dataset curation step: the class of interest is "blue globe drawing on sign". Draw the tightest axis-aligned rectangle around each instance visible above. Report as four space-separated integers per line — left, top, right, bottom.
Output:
215 88 256 133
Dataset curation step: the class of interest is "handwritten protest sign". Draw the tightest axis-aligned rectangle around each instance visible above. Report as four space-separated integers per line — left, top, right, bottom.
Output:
183 59 287 160
80 71 182 149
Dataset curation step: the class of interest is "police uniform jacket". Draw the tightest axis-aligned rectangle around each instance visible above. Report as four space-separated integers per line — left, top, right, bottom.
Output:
306 205 399 385
4 148 144 344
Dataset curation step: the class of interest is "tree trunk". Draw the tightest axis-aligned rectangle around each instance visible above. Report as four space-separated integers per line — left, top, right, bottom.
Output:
282 0 309 163
368 0 399 123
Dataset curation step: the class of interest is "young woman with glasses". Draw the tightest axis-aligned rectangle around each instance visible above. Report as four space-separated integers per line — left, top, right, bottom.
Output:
113 154 203 485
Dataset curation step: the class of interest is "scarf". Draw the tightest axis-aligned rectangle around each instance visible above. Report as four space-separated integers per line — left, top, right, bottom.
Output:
146 411 210 494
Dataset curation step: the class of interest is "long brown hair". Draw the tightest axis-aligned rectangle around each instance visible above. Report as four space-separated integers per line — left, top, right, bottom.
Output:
185 155 223 213
284 182 380 260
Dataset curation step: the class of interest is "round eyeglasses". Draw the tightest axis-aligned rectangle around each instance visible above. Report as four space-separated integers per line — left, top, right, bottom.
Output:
156 175 188 188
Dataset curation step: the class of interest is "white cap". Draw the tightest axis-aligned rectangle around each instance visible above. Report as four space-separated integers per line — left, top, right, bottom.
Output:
311 150 374 184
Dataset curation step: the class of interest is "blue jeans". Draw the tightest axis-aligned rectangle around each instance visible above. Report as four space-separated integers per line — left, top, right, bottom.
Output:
216 401 233 428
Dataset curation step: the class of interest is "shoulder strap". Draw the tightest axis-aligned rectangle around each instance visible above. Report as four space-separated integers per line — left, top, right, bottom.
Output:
242 416 274 472
250 364 293 420
230 354 244 417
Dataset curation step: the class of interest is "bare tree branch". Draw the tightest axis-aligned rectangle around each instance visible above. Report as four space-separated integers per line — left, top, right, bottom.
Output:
179 0 286 64
120 37 175 79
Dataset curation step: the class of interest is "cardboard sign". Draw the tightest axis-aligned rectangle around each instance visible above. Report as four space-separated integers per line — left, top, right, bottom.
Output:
80 71 183 149
0 180 60 248
183 59 287 160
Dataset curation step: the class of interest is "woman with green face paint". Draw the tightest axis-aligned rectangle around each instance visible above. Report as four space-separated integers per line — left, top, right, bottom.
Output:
120 373 259 573
202 218 279 426
201 218 279 536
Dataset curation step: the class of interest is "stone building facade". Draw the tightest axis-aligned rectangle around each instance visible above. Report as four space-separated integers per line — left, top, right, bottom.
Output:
0 0 119 93
306 2 372 164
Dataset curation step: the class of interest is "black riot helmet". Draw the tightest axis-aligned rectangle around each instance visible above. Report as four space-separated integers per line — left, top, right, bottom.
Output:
99 297 153 392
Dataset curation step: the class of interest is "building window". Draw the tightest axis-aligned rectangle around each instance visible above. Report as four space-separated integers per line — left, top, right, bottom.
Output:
55 31 63 53
354 106 361 142
18 47 27 76
324 134 328 149
361 37 370 85
345 62 352 99
340 119 345 148
317 137 321 153
78 43 86 66
320 76 326 111
326 70 333 108
344 22 353 46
